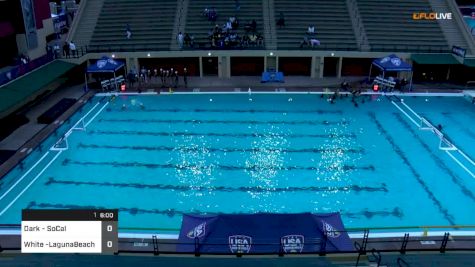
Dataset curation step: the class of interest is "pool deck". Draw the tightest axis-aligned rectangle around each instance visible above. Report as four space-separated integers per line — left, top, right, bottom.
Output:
0 230 474 257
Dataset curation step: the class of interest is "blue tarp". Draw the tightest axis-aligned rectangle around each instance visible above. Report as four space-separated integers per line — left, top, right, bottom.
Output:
177 213 353 254
372 54 412 72
86 56 124 73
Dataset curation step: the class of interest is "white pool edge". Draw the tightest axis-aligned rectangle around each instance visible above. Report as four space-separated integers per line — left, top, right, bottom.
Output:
96 91 472 97
2 230 474 240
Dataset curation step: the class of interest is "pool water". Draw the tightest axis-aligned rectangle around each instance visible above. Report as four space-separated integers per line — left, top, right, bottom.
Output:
0 93 474 232
464 16 475 34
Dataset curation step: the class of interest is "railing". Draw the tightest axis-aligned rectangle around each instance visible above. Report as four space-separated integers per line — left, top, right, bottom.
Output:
50 42 454 55
0 54 55 87
369 44 451 53
444 0 475 54
1 224 475 257
66 0 87 43
465 81 475 89
51 46 89 59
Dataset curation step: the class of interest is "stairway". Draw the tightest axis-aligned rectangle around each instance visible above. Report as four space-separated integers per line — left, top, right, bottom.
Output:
263 0 277 50
346 0 370 51
170 0 190 50
428 0 475 54
67 0 105 47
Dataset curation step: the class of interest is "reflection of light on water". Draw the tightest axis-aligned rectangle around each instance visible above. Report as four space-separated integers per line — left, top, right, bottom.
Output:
313 118 362 211
245 125 288 206
173 135 215 197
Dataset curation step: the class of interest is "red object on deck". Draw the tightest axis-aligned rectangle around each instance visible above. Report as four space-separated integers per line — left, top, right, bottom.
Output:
120 84 126 91
373 84 379 91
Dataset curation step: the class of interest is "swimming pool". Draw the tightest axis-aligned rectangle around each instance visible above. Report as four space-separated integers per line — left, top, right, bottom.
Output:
464 16 475 35
0 93 474 233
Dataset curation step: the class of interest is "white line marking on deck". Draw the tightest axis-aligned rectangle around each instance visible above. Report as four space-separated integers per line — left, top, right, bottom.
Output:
85 102 109 127
0 151 62 216
0 152 50 202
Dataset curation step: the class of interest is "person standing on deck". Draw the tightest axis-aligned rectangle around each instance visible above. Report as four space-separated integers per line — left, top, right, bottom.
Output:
183 67 188 88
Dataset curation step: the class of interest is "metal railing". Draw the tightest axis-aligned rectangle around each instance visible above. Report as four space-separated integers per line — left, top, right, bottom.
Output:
1 224 475 255
0 54 55 87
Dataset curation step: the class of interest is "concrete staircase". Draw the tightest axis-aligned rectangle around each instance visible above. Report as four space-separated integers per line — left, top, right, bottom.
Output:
170 0 190 50
67 0 105 47
346 0 370 51
263 0 277 50
428 0 475 55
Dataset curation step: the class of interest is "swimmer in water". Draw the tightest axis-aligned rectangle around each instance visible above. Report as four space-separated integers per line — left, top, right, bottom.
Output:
139 103 145 110
121 104 127 110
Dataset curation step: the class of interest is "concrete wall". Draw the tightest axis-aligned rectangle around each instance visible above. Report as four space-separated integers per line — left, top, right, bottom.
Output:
70 50 413 78
16 17 54 60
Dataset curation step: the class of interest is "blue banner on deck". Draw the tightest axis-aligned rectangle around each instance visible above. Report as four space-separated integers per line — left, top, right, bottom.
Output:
177 213 353 254
86 56 125 73
452 45 466 58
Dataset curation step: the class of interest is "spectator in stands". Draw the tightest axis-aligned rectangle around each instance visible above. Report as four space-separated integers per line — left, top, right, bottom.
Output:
276 12 285 28
257 34 264 46
208 7 217 21
177 32 184 49
202 7 210 17
249 33 257 46
251 19 257 32
69 41 77 57
234 0 240 11
126 24 132 39
310 37 320 48
189 34 195 48
308 25 315 34
244 20 255 32
299 35 309 48
184 33 191 47
63 42 70 58
226 21 232 31
230 16 239 30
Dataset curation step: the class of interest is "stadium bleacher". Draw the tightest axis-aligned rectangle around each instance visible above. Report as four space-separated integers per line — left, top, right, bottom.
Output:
184 0 265 49
273 0 358 50
356 0 450 52
89 0 178 51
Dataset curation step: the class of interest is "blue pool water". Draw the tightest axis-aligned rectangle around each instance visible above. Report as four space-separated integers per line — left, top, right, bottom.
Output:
0 93 474 232
464 16 475 34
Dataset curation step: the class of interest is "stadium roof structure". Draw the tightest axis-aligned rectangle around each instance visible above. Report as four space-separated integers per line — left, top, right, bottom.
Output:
411 54 460 65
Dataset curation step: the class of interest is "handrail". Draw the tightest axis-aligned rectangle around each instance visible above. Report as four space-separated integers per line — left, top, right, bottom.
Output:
3 224 475 233
444 0 475 54
465 80 475 88
66 0 87 43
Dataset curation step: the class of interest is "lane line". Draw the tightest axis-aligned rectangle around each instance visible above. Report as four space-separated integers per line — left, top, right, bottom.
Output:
446 151 475 179
85 102 109 127
0 151 63 216
391 101 420 127
0 152 50 202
